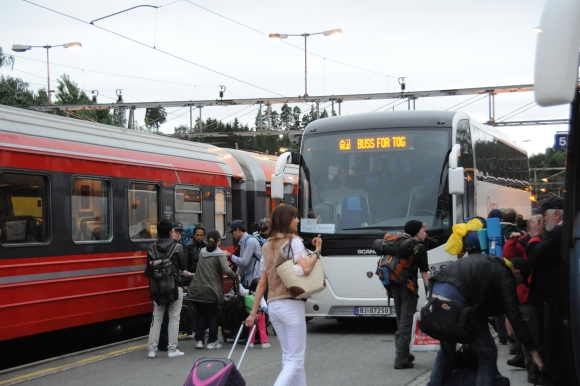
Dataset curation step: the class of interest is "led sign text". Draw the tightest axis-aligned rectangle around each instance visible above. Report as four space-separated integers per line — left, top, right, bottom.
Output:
339 136 408 151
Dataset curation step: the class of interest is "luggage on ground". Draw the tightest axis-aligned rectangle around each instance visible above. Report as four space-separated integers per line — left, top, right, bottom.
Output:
221 285 248 343
180 298 195 333
184 323 256 386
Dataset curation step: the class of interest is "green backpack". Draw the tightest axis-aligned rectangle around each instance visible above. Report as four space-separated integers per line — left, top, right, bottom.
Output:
244 294 255 313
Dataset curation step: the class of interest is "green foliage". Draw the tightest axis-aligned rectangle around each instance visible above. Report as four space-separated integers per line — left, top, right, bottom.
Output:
145 107 167 131
0 75 37 106
54 74 113 125
529 147 566 202
0 47 15 70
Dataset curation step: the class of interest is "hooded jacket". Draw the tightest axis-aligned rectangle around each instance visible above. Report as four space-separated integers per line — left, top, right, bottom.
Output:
187 247 236 304
430 254 535 350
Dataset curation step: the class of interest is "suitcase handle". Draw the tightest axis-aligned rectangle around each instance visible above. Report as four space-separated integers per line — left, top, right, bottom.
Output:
228 321 257 370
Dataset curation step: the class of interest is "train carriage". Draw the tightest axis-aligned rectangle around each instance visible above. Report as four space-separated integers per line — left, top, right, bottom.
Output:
0 105 295 342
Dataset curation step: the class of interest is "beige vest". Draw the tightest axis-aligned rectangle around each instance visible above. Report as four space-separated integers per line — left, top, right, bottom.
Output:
264 233 301 303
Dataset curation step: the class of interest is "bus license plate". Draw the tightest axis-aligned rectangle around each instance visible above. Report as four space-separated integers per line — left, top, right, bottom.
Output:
355 307 390 316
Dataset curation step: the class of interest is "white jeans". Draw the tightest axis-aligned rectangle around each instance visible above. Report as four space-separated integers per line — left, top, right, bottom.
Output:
147 287 183 352
269 299 307 386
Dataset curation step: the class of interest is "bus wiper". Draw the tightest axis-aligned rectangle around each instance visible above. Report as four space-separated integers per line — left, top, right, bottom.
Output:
341 226 402 231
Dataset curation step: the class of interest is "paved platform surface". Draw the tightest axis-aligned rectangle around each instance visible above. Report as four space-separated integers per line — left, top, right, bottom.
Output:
406 335 530 386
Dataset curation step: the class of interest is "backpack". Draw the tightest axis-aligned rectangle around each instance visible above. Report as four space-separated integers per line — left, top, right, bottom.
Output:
373 232 420 291
244 294 255 313
146 242 179 305
244 234 266 262
181 225 196 245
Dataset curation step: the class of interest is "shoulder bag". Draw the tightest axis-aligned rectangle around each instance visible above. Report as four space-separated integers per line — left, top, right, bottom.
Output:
275 237 326 299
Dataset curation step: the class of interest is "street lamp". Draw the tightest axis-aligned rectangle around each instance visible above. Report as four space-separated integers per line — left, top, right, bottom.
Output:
12 42 82 104
269 29 342 97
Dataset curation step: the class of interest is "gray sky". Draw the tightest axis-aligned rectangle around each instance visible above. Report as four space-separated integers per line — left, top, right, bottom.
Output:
0 0 569 156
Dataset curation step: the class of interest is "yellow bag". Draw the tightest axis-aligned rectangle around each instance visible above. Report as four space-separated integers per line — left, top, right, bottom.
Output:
445 218 484 255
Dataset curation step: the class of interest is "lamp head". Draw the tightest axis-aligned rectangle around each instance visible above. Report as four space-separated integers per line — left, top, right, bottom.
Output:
323 29 343 36
12 44 31 52
63 42 82 49
269 33 288 40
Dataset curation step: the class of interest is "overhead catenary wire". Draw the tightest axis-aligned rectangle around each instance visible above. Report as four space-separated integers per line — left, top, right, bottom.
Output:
496 101 537 122
22 0 291 99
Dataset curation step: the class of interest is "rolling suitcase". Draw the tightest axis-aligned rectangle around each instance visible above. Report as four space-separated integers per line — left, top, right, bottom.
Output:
180 298 195 333
184 323 256 386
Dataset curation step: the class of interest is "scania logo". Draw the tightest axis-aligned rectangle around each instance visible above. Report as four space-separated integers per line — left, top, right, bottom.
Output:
357 249 376 255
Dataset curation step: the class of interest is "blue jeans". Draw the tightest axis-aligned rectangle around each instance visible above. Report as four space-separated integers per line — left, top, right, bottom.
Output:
194 301 219 344
427 321 499 386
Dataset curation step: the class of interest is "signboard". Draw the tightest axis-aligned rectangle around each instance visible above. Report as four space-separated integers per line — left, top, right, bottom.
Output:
338 134 415 151
554 133 568 150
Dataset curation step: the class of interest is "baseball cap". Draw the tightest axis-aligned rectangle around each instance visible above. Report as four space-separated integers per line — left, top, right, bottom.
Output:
227 219 244 233
172 221 184 231
532 196 564 215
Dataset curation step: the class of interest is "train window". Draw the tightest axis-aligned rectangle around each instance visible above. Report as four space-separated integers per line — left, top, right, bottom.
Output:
175 186 202 227
128 182 160 240
0 171 51 245
215 189 226 236
71 178 112 243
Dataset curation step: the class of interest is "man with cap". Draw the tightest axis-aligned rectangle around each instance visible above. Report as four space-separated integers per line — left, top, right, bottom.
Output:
392 220 430 369
225 220 262 285
427 239 545 385
526 196 567 384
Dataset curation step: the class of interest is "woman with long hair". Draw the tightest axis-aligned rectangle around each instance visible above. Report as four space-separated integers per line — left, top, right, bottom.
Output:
245 205 322 386
187 229 236 349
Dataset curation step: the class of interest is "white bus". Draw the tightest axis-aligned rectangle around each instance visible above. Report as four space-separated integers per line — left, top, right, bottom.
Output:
271 110 530 318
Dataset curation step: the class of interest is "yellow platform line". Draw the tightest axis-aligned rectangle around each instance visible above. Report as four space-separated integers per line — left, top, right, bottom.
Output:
0 344 146 386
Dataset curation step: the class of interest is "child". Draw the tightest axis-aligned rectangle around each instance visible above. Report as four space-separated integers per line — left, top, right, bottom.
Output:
238 279 270 348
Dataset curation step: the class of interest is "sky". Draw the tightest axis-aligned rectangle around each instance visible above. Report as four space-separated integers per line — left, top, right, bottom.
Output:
0 0 570 156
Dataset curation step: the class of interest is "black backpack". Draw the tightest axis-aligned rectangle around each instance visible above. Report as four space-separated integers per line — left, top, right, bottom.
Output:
145 242 179 305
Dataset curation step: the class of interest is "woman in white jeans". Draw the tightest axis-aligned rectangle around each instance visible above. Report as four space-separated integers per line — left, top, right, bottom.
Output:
246 205 322 386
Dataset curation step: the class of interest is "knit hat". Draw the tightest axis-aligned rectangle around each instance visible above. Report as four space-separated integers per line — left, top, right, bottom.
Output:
404 220 424 237
488 209 503 219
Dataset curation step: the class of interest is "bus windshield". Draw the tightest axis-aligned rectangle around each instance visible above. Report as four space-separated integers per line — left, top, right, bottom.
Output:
299 128 451 234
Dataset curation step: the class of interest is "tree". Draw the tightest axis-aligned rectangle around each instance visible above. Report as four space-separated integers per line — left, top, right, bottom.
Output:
292 106 302 130
0 75 36 106
0 47 15 70
174 124 190 134
145 107 167 131
280 103 294 131
55 74 114 124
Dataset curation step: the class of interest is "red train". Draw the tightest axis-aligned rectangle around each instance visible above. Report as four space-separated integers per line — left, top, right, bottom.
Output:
0 105 297 341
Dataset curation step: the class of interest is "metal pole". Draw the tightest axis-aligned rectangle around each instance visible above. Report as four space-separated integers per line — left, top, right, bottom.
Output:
408 98 410 110
46 46 51 105
331 100 335 116
338 101 342 116
189 105 192 132
316 101 320 119
259 102 263 131
198 106 203 132
304 34 308 97
413 98 416 110
267 103 271 130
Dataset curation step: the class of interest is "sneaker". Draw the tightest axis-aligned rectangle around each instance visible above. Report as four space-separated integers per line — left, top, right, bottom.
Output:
147 350 156 358
196 341 204 349
186 333 194 339
207 342 222 350
261 343 271 349
394 361 414 370
249 343 255 348
167 349 185 358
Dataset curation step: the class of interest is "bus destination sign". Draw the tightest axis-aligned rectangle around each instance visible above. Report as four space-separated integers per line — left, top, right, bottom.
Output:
339 135 413 151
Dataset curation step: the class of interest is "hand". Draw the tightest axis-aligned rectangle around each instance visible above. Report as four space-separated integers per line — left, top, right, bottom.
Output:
312 234 322 252
509 232 521 239
529 219 543 237
530 350 545 374
245 314 256 327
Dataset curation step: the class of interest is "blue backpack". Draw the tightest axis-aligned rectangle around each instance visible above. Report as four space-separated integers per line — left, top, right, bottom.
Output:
181 226 195 245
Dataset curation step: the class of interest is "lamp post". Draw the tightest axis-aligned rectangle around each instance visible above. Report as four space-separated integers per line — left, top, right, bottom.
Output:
269 29 342 97
12 42 82 104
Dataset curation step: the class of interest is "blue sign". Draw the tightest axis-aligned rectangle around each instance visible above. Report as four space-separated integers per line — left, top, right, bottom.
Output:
554 133 568 150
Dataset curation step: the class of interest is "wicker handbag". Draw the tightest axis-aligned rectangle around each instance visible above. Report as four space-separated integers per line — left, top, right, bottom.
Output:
275 238 326 299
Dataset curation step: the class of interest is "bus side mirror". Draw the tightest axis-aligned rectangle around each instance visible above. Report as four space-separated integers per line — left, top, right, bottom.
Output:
271 152 292 200
534 0 580 106
448 167 464 195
